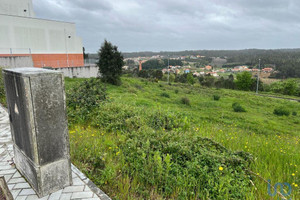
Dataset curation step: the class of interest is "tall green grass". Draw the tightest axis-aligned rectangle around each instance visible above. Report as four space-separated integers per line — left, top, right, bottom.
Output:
67 77 300 199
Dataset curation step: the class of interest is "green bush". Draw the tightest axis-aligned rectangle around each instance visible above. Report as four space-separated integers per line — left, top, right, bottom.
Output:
213 94 220 101
235 72 255 91
274 107 290 116
292 111 297 116
147 109 188 131
175 89 179 94
160 92 170 98
181 97 190 106
66 78 106 123
232 102 246 112
91 103 142 132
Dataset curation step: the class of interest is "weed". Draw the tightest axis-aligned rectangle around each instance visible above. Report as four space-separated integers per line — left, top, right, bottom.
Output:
274 107 290 116
181 97 191 106
160 92 170 98
232 102 246 112
213 94 220 101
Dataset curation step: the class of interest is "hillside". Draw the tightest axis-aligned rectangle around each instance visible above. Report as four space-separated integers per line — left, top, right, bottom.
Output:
66 77 300 199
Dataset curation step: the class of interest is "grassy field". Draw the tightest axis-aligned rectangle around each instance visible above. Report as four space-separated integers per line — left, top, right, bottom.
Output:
66 77 300 200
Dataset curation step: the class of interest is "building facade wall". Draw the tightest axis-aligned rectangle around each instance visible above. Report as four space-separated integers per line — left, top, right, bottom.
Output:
0 56 33 68
0 0 35 17
55 64 99 78
0 0 84 68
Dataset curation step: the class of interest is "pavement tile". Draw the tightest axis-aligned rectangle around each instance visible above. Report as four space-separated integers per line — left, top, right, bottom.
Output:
12 171 22 178
59 193 72 200
25 195 39 200
63 185 84 193
11 189 21 198
8 177 26 184
15 196 27 200
7 183 15 190
19 188 36 196
14 182 31 189
71 191 94 199
48 189 62 200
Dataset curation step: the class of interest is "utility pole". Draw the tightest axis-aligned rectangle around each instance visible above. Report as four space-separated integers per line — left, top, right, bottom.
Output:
256 58 261 94
167 55 170 84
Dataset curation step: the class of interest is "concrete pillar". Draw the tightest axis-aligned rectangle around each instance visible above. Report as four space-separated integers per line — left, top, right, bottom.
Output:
3 68 72 197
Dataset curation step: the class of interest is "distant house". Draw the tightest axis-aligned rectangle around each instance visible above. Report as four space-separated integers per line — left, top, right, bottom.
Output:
262 68 273 73
193 72 200 77
205 65 212 70
231 68 240 73
234 66 249 71
217 69 226 73
207 72 219 77
184 69 190 73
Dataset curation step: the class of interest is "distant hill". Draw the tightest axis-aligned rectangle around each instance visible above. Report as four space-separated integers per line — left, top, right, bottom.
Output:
87 49 300 78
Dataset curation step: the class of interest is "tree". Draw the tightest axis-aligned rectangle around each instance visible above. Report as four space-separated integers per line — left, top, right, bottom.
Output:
153 70 163 80
187 73 196 85
235 72 255 91
97 40 124 85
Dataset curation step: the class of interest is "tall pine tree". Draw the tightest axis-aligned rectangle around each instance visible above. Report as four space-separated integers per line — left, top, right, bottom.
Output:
97 40 124 85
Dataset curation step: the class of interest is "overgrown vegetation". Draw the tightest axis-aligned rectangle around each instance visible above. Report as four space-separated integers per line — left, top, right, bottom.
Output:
181 97 190 106
213 94 220 101
265 79 300 96
232 102 246 112
0 68 6 106
273 107 290 116
66 77 300 200
66 78 106 124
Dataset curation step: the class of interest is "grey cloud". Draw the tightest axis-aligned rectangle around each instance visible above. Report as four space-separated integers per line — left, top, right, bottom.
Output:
33 0 300 52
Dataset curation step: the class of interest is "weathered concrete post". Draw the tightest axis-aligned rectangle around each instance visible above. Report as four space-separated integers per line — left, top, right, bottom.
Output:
3 68 72 197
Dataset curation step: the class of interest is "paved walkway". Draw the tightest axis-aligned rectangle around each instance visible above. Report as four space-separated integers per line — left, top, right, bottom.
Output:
0 106 111 200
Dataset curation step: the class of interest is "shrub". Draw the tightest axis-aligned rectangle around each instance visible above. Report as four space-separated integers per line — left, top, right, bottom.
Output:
187 73 196 85
292 111 297 116
235 72 255 91
175 89 179 94
147 109 187 130
181 97 190 106
160 92 170 98
274 107 290 116
66 78 106 122
213 94 220 101
134 84 143 90
232 102 246 112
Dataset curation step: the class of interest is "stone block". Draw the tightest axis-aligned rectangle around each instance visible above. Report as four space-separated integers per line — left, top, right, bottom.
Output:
3 68 72 197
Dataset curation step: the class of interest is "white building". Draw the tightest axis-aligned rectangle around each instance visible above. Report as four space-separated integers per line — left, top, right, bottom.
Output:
0 0 84 68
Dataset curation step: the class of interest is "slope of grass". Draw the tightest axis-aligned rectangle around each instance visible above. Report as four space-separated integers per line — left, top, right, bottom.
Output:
66 77 300 199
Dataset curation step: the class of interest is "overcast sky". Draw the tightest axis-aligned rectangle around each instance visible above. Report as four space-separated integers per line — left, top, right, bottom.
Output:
33 0 300 53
